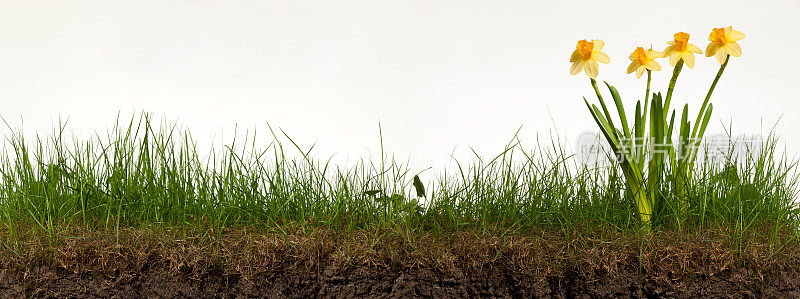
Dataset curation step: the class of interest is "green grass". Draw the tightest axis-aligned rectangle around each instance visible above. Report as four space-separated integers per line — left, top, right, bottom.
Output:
0 113 797 254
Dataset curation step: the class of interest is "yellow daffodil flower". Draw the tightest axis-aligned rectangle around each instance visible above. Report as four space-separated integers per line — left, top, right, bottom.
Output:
570 39 610 79
705 26 745 64
626 47 662 78
662 32 703 68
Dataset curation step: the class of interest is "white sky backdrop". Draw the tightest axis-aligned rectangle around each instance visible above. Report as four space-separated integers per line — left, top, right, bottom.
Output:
1 0 798 173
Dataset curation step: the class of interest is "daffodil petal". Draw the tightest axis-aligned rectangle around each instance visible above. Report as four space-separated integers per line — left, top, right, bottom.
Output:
715 48 728 64
584 60 599 78
636 66 645 78
646 60 661 71
667 41 675 46
570 60 583 75
729 30 745 41
647 50 663 59
570 50 581 63
726 42 742 57
593 40 604 51
688 44 703 54
663 46 675 57
682 52 695 68
627 61 640 74
705 43 719 57
593 51 610 63
669 52 680 66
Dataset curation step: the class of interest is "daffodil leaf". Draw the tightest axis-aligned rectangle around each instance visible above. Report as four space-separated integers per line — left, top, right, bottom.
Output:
604 82 632 143
584 98 622 159
678 105 690 162
679 105 689 139
635 101 643 142
591 105 621 148
667 110 676 146
698 103 713 143
650 96 663 144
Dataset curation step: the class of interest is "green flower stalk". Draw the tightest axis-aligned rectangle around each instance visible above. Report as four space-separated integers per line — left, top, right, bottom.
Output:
671 27 743 211
663 59 683 120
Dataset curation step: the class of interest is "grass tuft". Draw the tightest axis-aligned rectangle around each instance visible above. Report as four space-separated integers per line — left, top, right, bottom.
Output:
0 113 797 263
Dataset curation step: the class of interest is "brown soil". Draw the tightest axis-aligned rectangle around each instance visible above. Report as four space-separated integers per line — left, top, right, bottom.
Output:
0 226 798 298
3 264 800 298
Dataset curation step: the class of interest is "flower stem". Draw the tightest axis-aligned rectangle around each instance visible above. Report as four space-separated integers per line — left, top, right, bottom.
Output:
664 59 684 120
645 70 652 104
641 70 651 157
643 70 651 125
691 54 729 140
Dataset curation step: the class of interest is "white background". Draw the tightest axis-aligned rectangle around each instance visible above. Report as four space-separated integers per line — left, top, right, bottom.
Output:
1 0 797 173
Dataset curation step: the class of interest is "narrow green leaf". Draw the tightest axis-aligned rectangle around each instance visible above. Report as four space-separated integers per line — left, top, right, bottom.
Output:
698 103 713 142
605 82 632 142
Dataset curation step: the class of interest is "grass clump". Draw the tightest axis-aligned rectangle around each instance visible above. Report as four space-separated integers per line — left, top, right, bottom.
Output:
0 113 797 264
